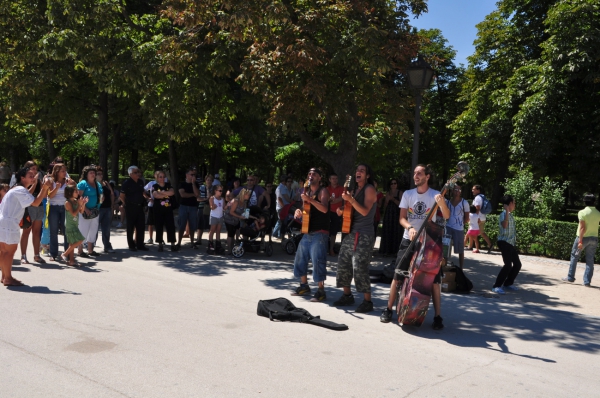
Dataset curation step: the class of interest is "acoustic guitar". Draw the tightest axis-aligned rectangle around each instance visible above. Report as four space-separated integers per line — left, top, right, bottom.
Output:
341 175 353 233
301 179 311 234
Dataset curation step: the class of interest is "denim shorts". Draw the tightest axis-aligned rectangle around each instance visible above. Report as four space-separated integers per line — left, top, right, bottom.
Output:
27 205 45 222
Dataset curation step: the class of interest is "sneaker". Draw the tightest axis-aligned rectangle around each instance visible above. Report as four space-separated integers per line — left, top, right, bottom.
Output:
291 284 311 296
584 283 591 287
311 289 326 302
104 248 116 254
380 308 393 323
355 300 374 313
333 293 355 306
88 251 101 257
116 222 122 228
504 285 519 291
492 287 506 295
432 315 444 330
145 238 154 245
561 277 574 283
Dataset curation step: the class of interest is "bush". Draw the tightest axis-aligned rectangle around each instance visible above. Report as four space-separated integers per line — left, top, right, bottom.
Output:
502 170 568 219
482 214 600 263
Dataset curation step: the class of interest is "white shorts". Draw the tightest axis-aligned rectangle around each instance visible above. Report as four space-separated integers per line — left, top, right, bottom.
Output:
0 226 21 245
79 214 100 244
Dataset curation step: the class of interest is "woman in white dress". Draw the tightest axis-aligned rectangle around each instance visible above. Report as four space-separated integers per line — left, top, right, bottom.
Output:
0 167 52 286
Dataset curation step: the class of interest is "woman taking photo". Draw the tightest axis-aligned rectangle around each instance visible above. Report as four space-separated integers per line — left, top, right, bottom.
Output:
152 171 176 252
19 161 46 264
77 165 103 257
95 166 115 253
378 178 403 256
47 163 69 261
224 188 251 253
0 167 52 286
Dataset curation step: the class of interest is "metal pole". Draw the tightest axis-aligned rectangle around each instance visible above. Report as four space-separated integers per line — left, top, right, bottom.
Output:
410 90 422 188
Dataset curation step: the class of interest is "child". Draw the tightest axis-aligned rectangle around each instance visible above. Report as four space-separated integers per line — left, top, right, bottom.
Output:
240 214 267 240
207 184 224 254
465 205 482 253
62 185 88 266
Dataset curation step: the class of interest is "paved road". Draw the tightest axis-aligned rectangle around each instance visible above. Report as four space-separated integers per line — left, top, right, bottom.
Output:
2 231 599 397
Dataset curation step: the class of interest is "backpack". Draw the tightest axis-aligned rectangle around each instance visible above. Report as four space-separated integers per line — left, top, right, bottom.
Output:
257 298 348 331
477 194 493 215
445 265 474 293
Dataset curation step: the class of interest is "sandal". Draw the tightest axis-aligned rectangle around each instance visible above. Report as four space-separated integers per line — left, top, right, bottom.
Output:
60 254 69 263
34 255 46 264
68 261 81 267
21 255 29 264
3 278 25 287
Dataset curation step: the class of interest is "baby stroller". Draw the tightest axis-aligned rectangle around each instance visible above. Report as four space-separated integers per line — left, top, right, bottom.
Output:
231 209 273 258
282 217 303 255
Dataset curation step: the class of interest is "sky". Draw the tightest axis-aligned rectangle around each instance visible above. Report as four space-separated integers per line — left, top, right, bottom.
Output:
410 0 500 66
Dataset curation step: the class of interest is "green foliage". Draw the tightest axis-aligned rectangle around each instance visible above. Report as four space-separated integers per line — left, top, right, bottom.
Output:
484 214 600 263
502 169 568 219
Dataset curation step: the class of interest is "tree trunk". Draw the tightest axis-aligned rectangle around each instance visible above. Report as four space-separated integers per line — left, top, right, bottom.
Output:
98 92 109 173
168 138 179 199
8 145 16 172
45 130 56 163
111 125 120 183
131 149 139 169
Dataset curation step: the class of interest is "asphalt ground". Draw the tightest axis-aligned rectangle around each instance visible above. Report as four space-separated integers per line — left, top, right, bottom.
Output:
1 227 599 397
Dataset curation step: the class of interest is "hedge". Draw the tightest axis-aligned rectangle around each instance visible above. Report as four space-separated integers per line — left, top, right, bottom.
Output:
482 214 600 263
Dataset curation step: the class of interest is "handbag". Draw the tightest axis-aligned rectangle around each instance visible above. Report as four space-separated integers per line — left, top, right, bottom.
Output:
82 207 100 219
19 208 32 229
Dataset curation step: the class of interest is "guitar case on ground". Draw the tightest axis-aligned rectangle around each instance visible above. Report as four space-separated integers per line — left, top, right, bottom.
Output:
257 298 348 331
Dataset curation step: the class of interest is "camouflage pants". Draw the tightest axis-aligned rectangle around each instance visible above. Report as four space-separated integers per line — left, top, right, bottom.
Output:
336 232 374 293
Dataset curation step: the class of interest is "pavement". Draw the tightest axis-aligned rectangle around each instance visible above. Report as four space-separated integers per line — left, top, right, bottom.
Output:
2 228 599 397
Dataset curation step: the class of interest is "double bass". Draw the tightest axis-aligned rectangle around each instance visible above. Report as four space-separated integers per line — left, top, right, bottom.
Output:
396 162 470 326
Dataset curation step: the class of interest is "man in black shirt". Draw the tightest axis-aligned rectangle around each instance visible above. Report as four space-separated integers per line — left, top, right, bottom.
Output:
120 165 149 251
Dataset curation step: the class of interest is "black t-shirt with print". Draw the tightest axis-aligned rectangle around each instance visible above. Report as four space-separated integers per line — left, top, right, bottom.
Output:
152 182 175 208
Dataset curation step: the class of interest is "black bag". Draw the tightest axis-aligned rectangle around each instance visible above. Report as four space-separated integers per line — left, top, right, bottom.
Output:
19 208 32 229
445 265 474 292
257 298 348 331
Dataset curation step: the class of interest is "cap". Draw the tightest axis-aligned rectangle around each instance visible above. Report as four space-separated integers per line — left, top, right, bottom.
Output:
309 168 322 176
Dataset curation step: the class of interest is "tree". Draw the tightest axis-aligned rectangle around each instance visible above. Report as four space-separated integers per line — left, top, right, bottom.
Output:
164 0 428 177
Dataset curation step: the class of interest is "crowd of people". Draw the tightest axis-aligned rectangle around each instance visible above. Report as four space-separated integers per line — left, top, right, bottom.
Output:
0 159 597 331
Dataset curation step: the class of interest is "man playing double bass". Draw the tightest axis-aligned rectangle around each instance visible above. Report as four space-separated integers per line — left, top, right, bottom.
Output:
291 168 330 302
333 164 378 313
380 164 450 330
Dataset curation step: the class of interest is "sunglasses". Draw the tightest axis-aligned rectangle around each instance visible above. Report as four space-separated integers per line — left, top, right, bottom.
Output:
215 189 223 192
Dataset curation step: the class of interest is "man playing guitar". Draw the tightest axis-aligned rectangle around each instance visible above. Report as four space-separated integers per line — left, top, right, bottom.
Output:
333 164 378 313
291 168 331 302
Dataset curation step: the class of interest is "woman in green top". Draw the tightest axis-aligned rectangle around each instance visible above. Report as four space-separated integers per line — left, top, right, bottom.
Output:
492 195 522 295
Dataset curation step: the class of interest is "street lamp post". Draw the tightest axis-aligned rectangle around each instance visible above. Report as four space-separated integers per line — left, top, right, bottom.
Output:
407 55 434 186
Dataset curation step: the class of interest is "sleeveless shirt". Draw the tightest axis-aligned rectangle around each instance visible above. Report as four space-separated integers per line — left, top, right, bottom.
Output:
351 183 376 235
307 186 330 233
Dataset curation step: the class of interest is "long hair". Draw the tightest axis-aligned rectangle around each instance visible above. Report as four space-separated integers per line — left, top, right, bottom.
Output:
357 163 374 186
236 188 251 202
80 165 97 183
64 185 77 200
51 163 66 182
15 167 31 186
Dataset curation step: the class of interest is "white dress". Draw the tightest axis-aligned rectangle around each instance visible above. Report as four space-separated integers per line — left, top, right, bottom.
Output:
0 186 35 244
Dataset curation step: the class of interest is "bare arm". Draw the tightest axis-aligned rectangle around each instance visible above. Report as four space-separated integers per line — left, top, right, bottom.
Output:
48 182 61 198
435 194 450 219
302 188 329 214
399 207 417 241
345 185 377 217
578 220 587 246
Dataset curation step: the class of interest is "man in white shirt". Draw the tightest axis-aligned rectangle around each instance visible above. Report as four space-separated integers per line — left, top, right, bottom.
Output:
380 165 450 330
